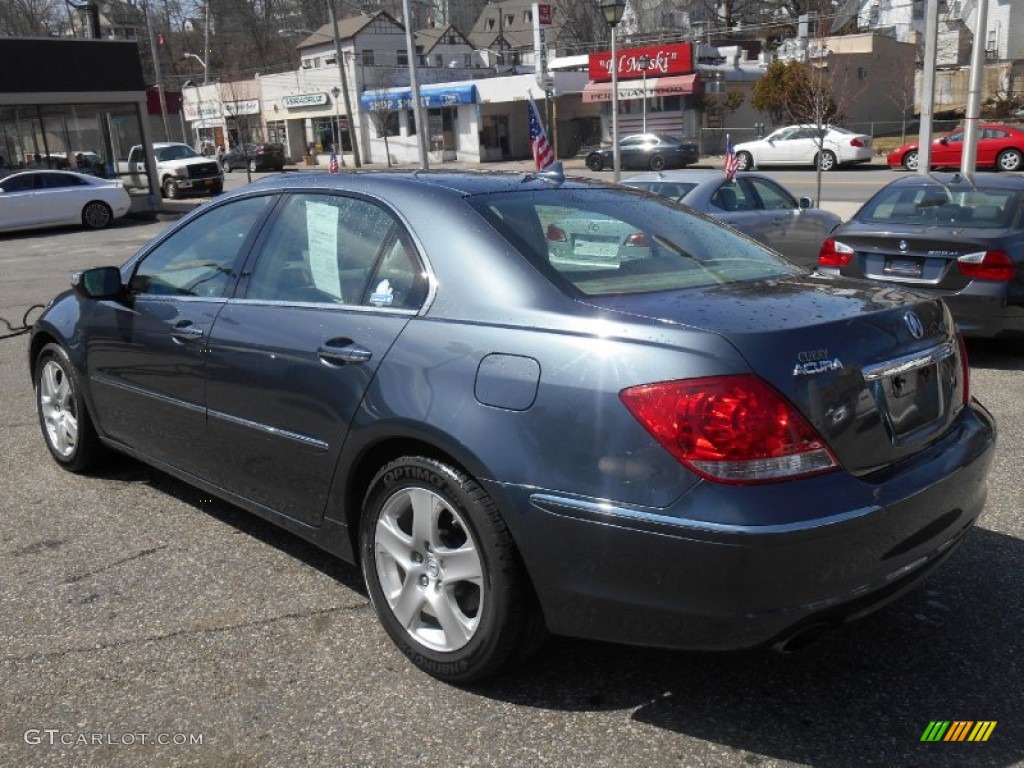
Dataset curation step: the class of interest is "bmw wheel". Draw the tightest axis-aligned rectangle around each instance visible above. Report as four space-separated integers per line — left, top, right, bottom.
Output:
35 343 103 473
735 151 753 171
996 149 1022 172
360 456 540 683
817 150 837 171
902 150 919 171
586 154 605 172
81 201 113 230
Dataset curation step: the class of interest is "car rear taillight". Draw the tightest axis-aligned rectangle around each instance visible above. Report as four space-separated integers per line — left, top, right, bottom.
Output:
625 232 649 247
957 333 971 405
546 224 567 242
850 137 865 147
818 238 854 267
956 250 1014 281
620 375 838 484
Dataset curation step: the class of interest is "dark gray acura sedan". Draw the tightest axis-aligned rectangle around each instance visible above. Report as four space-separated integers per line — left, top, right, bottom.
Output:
29 170 995 683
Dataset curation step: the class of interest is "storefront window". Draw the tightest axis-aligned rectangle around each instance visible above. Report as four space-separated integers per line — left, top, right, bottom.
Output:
0 102 144 180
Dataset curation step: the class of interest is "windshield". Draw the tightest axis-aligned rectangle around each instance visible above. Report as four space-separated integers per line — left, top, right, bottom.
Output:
468 188 800 297
858 184 1021 228
155 145 201 162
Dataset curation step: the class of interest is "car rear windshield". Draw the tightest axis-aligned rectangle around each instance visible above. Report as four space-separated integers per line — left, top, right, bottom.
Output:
468 188 800 296
625 181 699 201
858 185 1022 228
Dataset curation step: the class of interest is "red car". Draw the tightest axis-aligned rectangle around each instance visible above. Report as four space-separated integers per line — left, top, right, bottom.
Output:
887 123 1024 172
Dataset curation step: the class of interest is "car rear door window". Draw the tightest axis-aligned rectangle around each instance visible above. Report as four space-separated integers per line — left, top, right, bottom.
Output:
245 193 424 309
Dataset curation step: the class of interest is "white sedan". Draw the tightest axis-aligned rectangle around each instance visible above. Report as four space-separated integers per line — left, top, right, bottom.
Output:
0 170 131 234
733 125 873 172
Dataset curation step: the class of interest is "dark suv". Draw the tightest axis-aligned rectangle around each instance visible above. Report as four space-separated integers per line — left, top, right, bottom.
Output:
221 143 287 173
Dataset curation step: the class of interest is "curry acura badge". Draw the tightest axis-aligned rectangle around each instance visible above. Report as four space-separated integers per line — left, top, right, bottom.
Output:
899 240 909 252
904 310 924 339
793 348 844 377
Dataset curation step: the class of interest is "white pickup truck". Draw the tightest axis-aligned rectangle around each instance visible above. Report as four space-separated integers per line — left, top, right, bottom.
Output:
117 142 223 199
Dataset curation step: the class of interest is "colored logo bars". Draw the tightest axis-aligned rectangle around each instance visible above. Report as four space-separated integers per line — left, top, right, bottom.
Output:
920 721 997 742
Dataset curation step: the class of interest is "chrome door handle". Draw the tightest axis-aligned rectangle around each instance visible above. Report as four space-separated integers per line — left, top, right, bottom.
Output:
317 341 372 365
170 325 204 342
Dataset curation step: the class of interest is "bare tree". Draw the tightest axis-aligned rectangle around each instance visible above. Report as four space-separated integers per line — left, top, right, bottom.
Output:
0 0 64 36
885 53 916 144
362 67 403 167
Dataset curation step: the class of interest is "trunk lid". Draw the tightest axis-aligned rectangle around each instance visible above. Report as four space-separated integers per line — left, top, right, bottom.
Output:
588 275 967 476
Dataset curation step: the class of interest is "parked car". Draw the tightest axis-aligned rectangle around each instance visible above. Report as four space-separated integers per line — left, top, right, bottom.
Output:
733 125 873 171
624 170 842 267
29 170 994 683
585 133 700 172
221 142 287 173
0 170 130 233
886 124 1024 172
817 172 1024 341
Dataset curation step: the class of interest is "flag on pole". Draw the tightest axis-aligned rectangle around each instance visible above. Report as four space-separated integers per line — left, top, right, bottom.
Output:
723 134 739 181
527 92 555 171
329 147 339 174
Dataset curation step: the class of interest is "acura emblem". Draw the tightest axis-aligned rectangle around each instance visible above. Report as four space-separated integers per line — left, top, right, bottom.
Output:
904 310 924 339
899 240 909 252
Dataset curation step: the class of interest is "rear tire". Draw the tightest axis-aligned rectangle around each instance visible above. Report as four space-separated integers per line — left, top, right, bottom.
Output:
223 161 232 173
34 343 104 473
249 159 258 173
817 150 837 171
649 154 666 171
586 154 604 172
81 201 113 229
360 456 540 683
996 149 1022 172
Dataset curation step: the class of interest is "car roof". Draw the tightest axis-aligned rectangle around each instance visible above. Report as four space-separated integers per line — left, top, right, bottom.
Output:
625 170 755 183
878 171 1024 191
244 168 602 197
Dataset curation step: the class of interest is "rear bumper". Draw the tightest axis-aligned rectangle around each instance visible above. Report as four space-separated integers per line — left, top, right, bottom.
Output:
488 402 995 651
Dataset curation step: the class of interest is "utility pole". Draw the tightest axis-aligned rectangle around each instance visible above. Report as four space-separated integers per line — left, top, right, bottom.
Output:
917 0 939 174
327 0 362 166
960 0 990 180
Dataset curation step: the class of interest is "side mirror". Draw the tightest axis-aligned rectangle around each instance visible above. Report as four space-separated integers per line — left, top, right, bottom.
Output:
799 197 814 209
939 137 949 145
72 266 123 300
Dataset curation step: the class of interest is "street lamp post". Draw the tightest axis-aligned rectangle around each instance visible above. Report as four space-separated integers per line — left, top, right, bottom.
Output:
183 53 209 151
601 0 626 182
331 86 346 167
637 53 650 133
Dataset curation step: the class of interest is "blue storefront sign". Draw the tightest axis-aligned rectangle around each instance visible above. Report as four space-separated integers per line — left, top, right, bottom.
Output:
360 83 478 112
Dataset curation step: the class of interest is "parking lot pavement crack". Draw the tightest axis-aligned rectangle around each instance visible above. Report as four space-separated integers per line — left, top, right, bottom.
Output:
62 545 169 584
3 604 366 663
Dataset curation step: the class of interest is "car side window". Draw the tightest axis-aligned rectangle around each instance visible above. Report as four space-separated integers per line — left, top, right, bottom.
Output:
747 178 797 210
711 182 755 212
129 195 274 298
42 173 85 188
246 193 423 308
0 174 37 192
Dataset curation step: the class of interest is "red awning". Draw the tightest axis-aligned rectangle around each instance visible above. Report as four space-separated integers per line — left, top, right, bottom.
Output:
582 74 700 103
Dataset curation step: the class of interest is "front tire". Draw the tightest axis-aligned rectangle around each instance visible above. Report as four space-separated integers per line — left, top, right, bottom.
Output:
735 151 753 171
902 150 919 171
81 201 113 229
360 457 539 683
34 343 103 473
586 154 604 172
162 177 180 199
817 150 837 171
996 149 1022 172
222 161 232 173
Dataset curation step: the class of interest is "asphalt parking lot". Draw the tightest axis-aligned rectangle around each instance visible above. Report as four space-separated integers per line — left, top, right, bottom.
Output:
1 206 1022 767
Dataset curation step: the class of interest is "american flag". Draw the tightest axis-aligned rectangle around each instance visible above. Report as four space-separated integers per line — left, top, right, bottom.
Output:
527 93 555 171
328 147 339 174
723 134 739 181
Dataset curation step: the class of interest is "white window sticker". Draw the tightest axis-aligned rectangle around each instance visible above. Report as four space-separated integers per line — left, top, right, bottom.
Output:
305 201 342 299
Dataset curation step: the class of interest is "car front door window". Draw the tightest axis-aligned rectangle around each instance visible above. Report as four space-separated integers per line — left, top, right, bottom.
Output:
130 195 274 298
